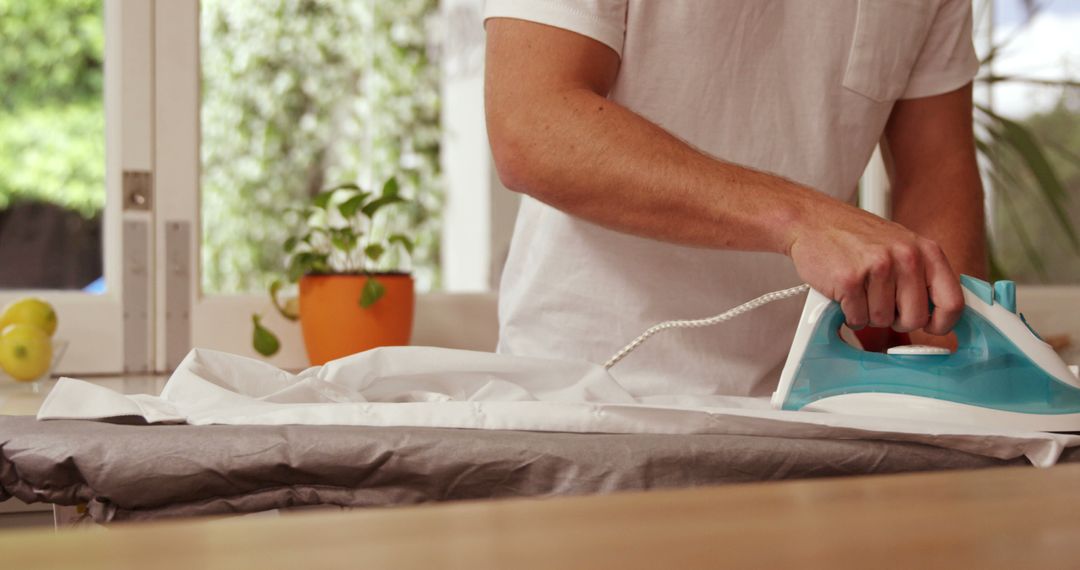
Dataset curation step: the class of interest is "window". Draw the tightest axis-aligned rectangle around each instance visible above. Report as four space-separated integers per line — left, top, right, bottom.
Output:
977 0 1080 284
974 0 1079 363
199 0 442 295
0 0 105 292
155 0 466 370
0 1 151 374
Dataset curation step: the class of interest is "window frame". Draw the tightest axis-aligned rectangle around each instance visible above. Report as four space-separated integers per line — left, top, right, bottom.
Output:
0 0 154 375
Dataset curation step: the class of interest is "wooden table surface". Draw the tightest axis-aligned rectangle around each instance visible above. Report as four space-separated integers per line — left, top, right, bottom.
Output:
2 463 1079 570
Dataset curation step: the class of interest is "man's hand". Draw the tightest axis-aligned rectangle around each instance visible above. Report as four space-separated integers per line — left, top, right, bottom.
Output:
786 82 985 339
886 83 988 339
786 199 965 335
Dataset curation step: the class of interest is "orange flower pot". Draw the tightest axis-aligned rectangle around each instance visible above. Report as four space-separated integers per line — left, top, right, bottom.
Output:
298 273 415 365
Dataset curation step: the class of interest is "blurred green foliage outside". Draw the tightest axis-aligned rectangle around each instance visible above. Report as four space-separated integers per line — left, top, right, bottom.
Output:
0 0 104 217
989 93 1080 283
201 0 442 294
1 0 442 293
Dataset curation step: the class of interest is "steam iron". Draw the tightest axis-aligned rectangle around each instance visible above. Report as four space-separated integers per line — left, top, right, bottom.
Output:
772 275 1080 432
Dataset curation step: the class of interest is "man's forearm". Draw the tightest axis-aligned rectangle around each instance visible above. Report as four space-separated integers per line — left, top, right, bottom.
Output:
890 154 985 348
489 86 824 255
883 84 988 281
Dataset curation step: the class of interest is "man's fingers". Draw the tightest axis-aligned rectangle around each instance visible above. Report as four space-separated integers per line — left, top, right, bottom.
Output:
866 254 895 328
838 277 869 330
892 243 929 332
920 241 964 335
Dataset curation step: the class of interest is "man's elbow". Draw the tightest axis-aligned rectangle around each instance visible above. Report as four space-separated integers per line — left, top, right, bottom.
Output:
487 121 534 194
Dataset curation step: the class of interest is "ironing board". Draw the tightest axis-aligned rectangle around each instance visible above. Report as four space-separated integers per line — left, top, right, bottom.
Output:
3 416 1077 523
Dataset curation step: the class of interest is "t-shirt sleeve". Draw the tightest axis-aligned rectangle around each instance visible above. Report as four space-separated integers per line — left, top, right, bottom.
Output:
483 0 629 58
901 0 981 99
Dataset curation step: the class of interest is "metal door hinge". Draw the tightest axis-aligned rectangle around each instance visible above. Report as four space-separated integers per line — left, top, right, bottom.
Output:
123 219 152 373
165 221 192 370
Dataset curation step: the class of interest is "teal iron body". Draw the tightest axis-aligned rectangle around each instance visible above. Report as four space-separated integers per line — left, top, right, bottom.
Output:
772 275 1080 432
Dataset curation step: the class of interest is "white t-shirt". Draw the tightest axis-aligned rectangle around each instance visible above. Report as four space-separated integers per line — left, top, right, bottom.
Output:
484 0 979 400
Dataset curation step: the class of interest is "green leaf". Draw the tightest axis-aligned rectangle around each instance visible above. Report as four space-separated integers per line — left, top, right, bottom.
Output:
977 142 1050 281
327 182 363 193
976 105 1080 253
283 236 299 253
360 195 405 219
364 243 385 261
997 172 1049 281
337 193 371 218
330 228 358 252
310 253 330 274
1045 138 1080 172
268 279 299 321
381 176 400 198
359 277 386 308
312 190 336 210
251 314 281 357
286 251 326 282
978 105 1067 199
286 259 306 283
388 234 414 255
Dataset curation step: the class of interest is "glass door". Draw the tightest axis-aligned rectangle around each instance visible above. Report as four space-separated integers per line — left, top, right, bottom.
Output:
0 0 153 374
153 0 442 370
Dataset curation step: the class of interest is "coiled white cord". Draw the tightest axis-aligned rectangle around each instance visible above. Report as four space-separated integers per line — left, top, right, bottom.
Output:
603 283 810 369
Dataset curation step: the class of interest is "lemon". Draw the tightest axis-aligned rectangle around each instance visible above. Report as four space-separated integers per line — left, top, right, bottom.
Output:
0 324 52 382
0 297 58 337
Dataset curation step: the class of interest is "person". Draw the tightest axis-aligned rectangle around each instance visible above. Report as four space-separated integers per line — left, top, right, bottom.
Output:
483 1 987 400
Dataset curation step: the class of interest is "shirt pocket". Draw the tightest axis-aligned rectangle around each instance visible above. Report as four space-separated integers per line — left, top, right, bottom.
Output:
842 0 934 102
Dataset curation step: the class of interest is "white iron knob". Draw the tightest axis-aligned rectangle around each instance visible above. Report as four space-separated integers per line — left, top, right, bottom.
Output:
887 345 952 356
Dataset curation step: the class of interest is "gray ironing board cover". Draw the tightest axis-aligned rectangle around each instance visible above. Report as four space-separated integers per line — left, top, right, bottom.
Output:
2 416 1076 523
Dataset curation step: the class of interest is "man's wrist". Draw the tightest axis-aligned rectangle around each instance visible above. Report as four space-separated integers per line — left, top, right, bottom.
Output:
771 201 803 257
766 184 822 257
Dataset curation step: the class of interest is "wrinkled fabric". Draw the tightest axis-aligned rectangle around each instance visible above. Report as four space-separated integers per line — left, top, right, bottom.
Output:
37 348 1080 466
7 415 1077 523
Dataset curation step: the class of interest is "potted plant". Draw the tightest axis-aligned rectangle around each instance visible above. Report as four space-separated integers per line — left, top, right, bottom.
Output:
252 177 416 364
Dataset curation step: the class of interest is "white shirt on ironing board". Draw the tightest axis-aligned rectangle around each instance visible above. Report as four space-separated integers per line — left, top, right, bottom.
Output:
483 0 979 401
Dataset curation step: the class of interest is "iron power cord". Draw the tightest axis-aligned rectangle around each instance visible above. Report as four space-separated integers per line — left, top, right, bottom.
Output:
604 283 811 369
